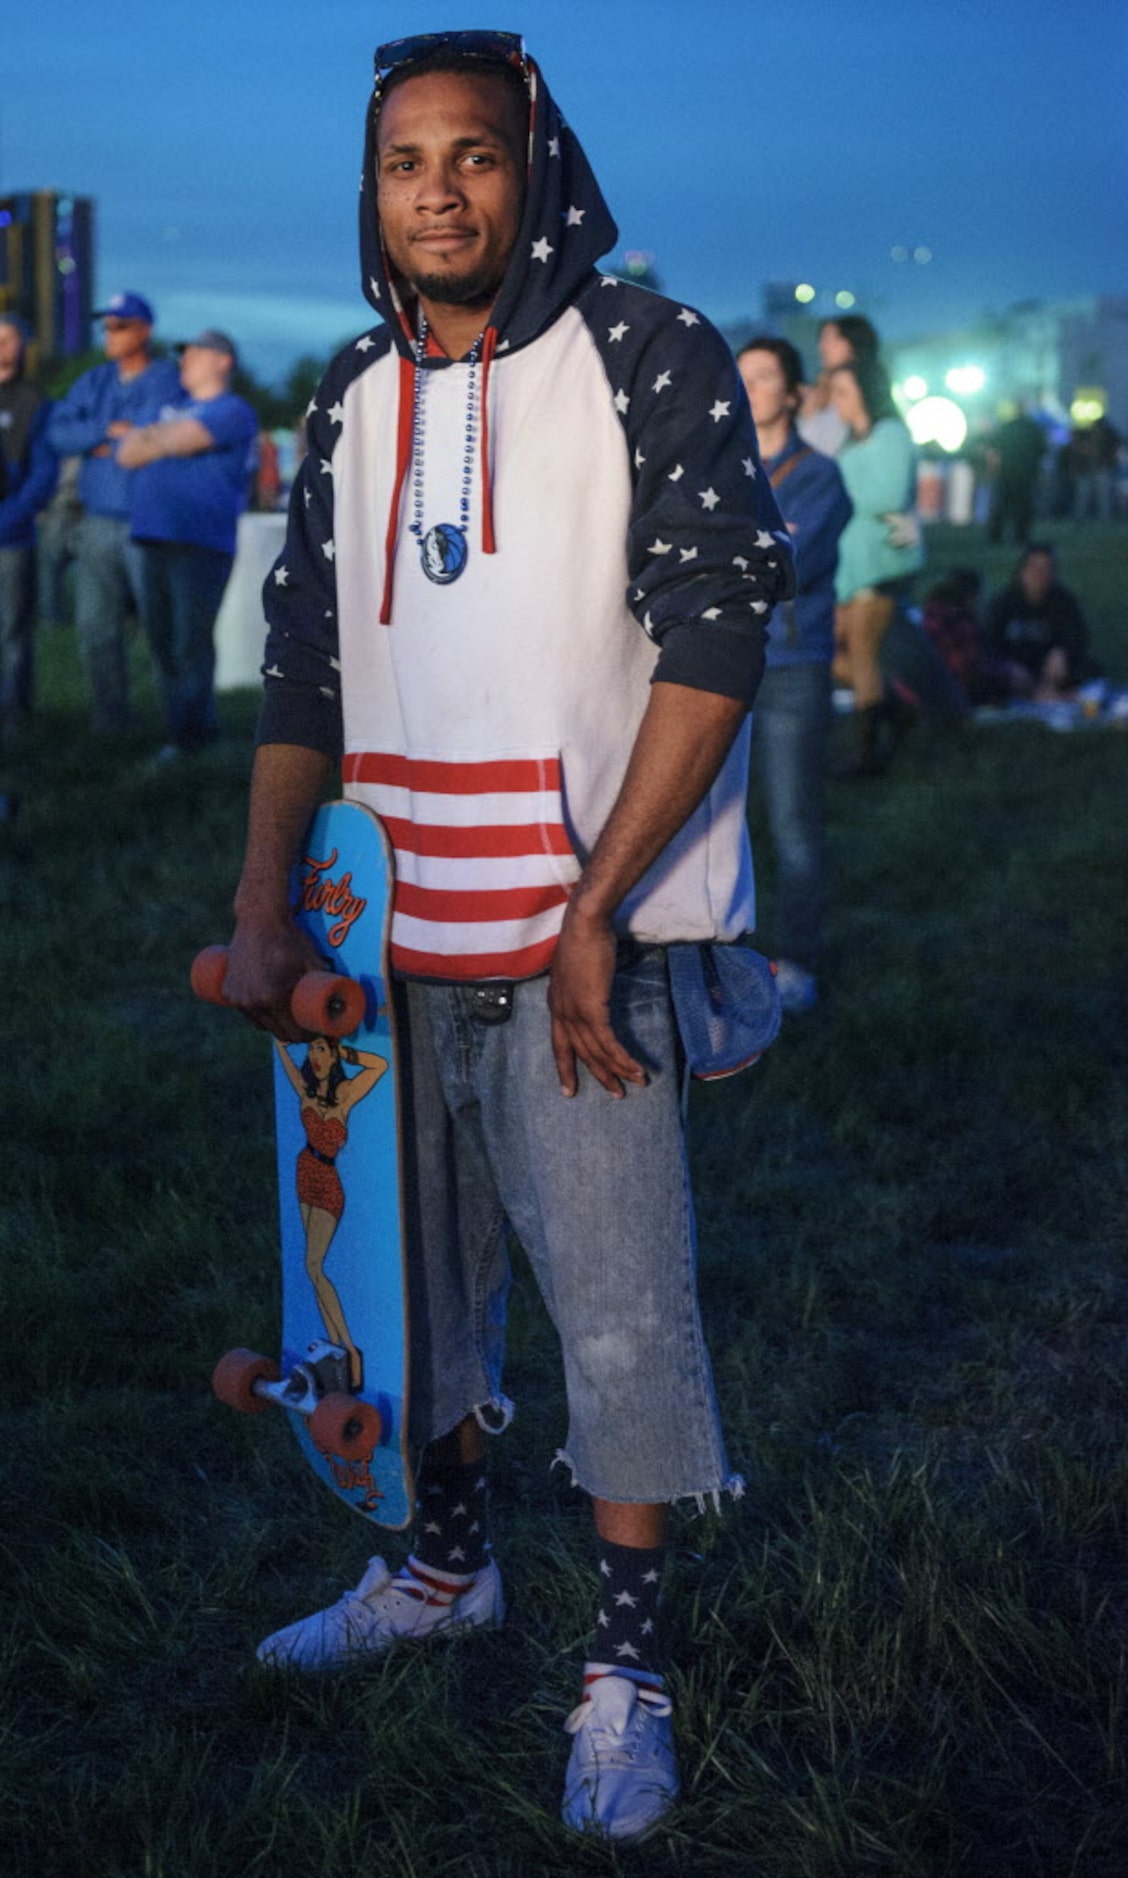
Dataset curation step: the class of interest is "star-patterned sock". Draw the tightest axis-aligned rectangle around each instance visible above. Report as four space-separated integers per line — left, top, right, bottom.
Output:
408 1455 491 1580
592 1538 667 1687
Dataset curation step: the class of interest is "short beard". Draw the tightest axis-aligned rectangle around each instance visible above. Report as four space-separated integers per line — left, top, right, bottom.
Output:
409 264 505 308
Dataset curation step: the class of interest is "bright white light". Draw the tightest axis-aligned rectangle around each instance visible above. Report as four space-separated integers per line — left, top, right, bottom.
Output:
907 396 967 453
902 375 929 402
794 283 816 305
834 290 856 309
946 365 985 395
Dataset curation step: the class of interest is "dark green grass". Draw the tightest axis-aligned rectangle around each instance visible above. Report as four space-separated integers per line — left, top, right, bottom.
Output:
2 524 1127 1875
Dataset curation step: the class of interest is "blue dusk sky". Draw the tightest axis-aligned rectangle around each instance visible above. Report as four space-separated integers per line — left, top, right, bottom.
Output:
6 0 1127 383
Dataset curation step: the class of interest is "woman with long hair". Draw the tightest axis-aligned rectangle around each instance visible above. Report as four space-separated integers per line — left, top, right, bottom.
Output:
828 356 923 774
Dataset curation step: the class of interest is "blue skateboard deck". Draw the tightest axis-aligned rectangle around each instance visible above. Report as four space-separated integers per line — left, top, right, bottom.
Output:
202 803 412 1524
271 800 413 1529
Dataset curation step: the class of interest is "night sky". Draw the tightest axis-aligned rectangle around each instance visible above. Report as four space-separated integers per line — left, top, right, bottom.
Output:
7 0 1127 382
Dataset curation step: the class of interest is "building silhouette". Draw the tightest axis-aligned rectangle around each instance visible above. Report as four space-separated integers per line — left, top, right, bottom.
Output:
0 190 95 365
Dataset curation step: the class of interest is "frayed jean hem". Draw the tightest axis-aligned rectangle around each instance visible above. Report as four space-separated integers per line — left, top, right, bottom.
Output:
551 1448 746 1514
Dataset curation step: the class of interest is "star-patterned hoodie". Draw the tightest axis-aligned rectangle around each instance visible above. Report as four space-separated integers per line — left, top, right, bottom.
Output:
258 47 794 982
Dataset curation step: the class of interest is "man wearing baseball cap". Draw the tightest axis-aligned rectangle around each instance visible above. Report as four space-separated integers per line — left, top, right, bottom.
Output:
117 330 257 760
46 291 180 734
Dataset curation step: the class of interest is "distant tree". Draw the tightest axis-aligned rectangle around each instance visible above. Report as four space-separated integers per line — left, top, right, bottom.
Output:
232 365 290 430
282 353 329 423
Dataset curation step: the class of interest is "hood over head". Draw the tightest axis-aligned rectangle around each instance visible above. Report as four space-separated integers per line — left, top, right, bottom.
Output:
359 32 619 357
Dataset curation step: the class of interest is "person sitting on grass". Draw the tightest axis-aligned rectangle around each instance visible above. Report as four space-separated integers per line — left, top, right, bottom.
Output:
983 543 1093 701
920 568 1033 708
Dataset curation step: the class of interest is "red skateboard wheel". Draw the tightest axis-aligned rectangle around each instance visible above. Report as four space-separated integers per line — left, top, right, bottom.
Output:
290 971 366 1038
212 1348 280 1414
310 1393 383 1461
191 945 230 1005
190 948 364 1038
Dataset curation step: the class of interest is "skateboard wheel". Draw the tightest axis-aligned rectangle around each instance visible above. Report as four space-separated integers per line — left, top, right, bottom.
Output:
212 1347 280 1414
310 1392 382 1461
290 971 365 1038
191 945 230 1006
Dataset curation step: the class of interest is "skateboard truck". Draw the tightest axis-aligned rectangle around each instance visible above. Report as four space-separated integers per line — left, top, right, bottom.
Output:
280 1340 351 1409
212 1343 382 1462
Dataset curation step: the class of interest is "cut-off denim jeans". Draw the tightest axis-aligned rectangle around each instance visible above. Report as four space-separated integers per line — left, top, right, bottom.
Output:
396 945 740 1507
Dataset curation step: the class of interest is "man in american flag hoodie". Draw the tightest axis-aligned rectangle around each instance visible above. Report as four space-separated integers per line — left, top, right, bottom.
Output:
222 29 793 1843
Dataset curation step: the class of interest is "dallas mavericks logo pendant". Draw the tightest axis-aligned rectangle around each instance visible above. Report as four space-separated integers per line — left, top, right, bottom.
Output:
420 523 469 585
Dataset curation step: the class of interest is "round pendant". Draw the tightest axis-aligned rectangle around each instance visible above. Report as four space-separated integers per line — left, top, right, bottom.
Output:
419 523 469 585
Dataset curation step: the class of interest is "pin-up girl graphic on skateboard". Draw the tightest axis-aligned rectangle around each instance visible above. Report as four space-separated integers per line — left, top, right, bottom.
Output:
274 1035 387 1389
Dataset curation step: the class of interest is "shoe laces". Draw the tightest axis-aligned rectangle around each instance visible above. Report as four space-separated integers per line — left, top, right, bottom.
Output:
565 1674 673 1739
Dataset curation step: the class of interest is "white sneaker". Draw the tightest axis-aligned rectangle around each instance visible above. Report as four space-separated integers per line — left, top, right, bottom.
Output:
562 1668 679 1842
774 958 819 1015
256 1555 504 1671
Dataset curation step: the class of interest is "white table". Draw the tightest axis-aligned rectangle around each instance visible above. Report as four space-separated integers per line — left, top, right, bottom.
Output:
214 512 288 692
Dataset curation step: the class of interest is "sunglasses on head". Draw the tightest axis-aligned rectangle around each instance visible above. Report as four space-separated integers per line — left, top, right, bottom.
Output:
373 29 528 97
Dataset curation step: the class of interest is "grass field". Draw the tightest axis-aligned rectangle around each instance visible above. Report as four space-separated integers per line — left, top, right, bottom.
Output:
2 521 1126 1875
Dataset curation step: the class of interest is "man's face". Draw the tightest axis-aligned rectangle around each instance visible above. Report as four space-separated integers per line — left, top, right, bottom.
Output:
0 325 22 384
739 350 796 432
1020 551 1054 604
376 69 526 309
102 317 151 366
179 343 231 397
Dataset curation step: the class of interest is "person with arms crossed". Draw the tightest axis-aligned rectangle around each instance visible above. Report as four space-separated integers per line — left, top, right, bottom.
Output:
221 30 792 1843
117 330 257 761
46 292 181 734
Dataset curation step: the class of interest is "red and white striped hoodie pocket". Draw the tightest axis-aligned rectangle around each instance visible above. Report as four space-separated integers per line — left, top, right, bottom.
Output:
341 751 581 980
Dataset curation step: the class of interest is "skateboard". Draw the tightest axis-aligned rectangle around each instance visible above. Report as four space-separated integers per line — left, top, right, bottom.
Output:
192 800 414 1530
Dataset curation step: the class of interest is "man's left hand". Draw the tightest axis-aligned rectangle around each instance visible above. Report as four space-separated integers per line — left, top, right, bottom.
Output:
547 905 647 1100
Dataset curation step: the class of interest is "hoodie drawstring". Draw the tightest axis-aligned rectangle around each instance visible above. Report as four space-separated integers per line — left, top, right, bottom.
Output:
380 353 418 626
379 328 499 626
478 326 499 557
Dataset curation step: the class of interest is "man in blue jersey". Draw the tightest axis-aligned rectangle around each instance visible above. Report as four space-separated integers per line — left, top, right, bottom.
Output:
46 292 180 734
118 330 257 760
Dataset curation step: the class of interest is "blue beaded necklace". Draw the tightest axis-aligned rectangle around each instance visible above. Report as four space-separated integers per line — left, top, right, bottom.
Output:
409 318 482 586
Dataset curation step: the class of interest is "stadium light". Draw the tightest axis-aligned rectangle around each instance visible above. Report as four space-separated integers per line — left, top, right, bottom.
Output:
794 283 816 304
1070 390 1106 422
946 365 986 395
906 396 967 453
902 375 929 402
